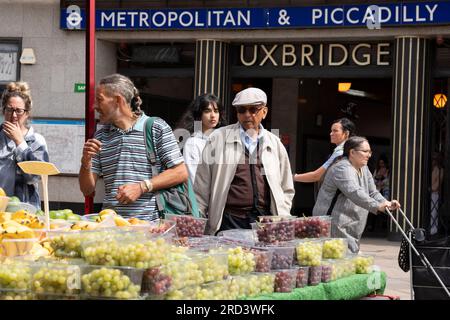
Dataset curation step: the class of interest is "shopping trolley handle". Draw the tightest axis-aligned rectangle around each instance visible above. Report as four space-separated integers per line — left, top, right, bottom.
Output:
385 208 426 242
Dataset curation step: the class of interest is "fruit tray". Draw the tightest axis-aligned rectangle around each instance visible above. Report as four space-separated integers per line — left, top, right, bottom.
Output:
142 256 205 295
0 238 39 257
82 236 181 269
251 219 296 244
164 214 207 237
352 254 374 274
295 266 309 288
217 229 256 246
230 272 275 298
31 262 82 299
294 216 332 238
295 239 324 266
80 265 144 300
47 228 123 258
322 238 348 259
210 246 256 275
308 265 323 286
264 245 295 270
272 269 297 293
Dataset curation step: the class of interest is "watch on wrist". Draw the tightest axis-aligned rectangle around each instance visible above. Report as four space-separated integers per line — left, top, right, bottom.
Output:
144 179 153 193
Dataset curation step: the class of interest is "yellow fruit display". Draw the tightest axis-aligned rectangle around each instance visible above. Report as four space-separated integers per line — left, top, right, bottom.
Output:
113 216 131 227
0 212 11 223
128 217 148 225
70 221 98 231
99 209 117 217
0 188 6 197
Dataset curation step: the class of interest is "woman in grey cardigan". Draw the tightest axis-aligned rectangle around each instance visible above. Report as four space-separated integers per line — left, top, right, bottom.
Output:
312 136 400 253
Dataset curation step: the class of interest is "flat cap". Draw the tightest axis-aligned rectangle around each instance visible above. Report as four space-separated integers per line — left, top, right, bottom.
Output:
232 87 267 106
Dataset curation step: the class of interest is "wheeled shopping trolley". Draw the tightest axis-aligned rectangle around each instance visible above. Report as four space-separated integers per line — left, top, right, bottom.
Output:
386 208 450 300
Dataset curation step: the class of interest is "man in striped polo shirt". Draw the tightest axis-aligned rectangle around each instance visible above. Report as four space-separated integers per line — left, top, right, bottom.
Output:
79 74 188 220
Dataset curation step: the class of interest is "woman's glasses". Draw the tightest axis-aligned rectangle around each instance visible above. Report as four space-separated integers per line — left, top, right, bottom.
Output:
4 106 28 116
236 105 264 115
355 149 373 156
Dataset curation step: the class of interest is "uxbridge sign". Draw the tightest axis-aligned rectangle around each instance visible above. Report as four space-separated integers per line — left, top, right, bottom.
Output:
238 43 391 67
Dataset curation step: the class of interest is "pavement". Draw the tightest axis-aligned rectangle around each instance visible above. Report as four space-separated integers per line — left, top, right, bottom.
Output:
360 237 411 300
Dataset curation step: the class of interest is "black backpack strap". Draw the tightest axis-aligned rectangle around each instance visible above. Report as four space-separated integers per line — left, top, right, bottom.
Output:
326 189 341 216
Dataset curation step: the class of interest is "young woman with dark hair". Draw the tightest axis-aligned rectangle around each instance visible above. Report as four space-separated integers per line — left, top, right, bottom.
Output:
177 93 226 183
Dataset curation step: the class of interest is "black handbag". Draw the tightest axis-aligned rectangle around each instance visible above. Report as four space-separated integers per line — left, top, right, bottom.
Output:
398 228 426 272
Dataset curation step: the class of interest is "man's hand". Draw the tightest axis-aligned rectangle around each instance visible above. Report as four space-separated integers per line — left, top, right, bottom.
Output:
81 138 102 170
116 183 143 204
3 121 24 146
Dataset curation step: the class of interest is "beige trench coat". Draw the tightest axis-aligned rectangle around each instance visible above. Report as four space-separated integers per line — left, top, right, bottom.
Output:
194 122 295 234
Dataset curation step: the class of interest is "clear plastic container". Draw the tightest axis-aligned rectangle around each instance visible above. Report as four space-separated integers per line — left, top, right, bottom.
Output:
82 236 178 269
230 272 275 298
266 246 295 270
187 236 220 251
321 260 337 283
195 278 234 300
141 256 203 295
217 229 256 246
165 214 207 237
81 213 99 222
249 247 272 272
188 251 229 284
273 269 297 293
322 238 348 259
0 289 34 300
251 219 296 244
165 284 201 300
0 260 33 290
257 215 297 223
308 265 322 286
81 265 143 300
47 228 122 258
296 239 324 266
0 196 9 212
352 254 374 274
296 266 309 288
0 238 39 257
225 246 256 275
294 216 332 238
6 202 37 214
31 262 81 299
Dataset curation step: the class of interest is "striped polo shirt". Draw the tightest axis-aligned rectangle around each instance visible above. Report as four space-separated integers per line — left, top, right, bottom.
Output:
91 113 184 220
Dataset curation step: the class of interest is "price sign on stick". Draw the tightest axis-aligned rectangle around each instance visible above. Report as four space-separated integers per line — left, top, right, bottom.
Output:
18 161 60 230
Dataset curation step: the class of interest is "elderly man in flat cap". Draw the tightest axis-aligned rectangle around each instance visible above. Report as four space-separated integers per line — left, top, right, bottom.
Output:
194 87 295 234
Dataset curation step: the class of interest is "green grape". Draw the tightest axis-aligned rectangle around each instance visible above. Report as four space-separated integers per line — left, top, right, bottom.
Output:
322 239 347 259
0 263 32 290
296 241 323 266
353 256 374 274
81 267 141 299
32 265 80 298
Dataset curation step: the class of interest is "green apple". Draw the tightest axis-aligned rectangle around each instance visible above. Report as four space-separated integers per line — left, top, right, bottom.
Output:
9 196 20 204
36 209 45 216
49 210 65 219
66 213 82 221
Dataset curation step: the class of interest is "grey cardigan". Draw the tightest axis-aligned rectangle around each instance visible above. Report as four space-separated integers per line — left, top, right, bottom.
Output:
312 158 386 253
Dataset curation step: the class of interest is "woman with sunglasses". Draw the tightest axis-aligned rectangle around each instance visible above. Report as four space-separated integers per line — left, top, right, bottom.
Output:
312 136 400 253
176 93 226 183
0 82 49 208
294 118 355 183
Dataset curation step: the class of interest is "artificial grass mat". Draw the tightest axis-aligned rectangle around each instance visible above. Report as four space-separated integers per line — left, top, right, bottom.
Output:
244 271 386 300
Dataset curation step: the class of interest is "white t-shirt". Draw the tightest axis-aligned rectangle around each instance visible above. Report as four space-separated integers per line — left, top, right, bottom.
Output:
183 131 209 184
